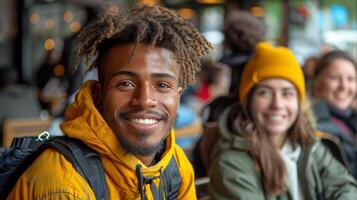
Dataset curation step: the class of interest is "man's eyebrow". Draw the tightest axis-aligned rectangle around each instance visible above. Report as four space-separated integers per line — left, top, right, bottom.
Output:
111 71 138 78
111 71 177 80
152 73 177 80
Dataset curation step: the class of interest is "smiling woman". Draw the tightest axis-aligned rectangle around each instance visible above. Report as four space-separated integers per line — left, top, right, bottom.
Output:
208 42 357 200
251 78 299 147
312 50 357 179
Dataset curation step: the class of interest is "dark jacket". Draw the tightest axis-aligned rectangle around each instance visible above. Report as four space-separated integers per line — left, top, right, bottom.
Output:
208 106 357 200
191 54 248 177
219 53 250 94
314 101 357 179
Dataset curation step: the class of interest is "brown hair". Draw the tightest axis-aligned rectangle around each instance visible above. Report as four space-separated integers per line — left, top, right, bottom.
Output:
74 4 213 88
313 50 357 98
224 11 265 54
234 88 314 194
313 50 357 79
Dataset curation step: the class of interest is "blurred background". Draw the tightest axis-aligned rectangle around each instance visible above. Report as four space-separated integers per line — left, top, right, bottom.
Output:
0 0 356 149
0 0 356 84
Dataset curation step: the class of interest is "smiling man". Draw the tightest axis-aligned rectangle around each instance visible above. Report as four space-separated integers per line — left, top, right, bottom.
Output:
8 4 212 200
96 43 183 166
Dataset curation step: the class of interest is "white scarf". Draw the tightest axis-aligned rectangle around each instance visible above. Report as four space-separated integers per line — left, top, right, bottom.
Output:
280 141 304 200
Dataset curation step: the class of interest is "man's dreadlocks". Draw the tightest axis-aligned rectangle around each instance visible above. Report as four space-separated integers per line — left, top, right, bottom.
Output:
75 4 213 88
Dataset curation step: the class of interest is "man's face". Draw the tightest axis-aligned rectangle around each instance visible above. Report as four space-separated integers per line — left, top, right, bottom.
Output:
96 43 182 156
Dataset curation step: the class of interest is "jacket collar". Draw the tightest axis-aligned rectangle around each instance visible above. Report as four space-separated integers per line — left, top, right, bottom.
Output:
217 105 252 151
313 101 332 122
314 101 357 133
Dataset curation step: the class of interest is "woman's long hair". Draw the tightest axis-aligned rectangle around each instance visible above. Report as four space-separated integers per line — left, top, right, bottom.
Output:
233 87 314 195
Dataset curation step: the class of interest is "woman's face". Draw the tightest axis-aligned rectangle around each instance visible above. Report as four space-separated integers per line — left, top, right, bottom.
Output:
251 78 299 146
316 58 357 110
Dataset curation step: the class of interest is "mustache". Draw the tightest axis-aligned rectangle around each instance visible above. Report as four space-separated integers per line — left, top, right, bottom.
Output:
118 108 168 120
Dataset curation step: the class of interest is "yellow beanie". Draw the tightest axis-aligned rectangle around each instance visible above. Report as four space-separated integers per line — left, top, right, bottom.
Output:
239 42 305 104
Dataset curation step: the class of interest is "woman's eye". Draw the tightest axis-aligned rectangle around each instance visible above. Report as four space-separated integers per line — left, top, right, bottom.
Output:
283 91 296 97
348 76 356 83
328 75 339 80
257 89 271 97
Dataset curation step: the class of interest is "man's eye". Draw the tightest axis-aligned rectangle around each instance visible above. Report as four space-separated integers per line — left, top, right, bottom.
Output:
117 81 135 88
157 82 170 89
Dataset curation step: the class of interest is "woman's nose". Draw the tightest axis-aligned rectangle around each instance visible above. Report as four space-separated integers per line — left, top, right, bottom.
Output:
271 93 283 109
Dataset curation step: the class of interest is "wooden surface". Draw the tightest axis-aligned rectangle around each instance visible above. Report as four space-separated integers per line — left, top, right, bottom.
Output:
2 118 51 147
174 121 203 138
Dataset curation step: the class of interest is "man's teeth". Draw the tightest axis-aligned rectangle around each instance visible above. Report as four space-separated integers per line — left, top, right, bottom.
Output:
131 118 158 125
269 115 283 121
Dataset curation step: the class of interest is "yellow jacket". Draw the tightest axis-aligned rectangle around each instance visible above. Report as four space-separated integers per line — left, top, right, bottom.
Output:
8 81 196 200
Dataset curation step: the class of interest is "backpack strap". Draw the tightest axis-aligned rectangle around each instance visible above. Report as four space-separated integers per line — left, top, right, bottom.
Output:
46 137 109 200
135 156 182 200
161 157 182 200
0 136 109 200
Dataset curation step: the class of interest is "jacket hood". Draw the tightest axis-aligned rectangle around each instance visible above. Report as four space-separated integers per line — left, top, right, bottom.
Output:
60 80 176 192
215 105 252 152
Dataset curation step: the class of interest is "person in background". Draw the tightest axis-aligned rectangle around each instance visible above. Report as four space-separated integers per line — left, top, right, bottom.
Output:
312 50 357 179
0 67 41 145
303 56 318 79
208 42 357 199
188 60 230 113
8 4 212 199
220 10 265 95
302 56 319 94
192 10 265 178
35 48 68 116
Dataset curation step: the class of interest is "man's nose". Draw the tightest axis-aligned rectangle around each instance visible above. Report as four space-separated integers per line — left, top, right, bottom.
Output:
131 83 157 108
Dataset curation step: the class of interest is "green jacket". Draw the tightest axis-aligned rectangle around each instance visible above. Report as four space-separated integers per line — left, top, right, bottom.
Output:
208 106 357 200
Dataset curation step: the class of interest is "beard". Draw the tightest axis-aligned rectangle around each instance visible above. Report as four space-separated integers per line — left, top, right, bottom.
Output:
114 109 174 157
116 132 166 156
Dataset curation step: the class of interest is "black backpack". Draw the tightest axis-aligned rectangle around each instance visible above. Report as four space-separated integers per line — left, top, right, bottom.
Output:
0 132 109 200
0 132 183 200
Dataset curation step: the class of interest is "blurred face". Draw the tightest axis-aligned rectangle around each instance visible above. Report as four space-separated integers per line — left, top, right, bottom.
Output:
251 78 299 146
316 59 357 110
95 43 182 157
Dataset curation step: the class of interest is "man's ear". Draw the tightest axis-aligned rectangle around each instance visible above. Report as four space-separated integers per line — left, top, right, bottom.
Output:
176 87 183 108
92 81 103 112
178 87 183 97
